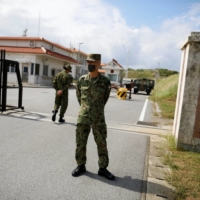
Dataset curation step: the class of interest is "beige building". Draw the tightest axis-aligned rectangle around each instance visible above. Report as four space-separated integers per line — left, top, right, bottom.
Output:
100 59 123 84
0 36 88 85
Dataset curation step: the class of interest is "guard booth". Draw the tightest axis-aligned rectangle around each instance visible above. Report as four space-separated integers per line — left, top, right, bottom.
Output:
0 50 24 112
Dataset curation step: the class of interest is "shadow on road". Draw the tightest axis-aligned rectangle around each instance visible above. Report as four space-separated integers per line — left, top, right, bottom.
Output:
84 171 173 196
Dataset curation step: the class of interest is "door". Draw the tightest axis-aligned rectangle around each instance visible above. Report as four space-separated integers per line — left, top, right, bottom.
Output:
22 66 28 82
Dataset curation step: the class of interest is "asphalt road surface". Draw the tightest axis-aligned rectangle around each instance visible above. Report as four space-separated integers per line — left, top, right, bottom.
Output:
0 88 152 200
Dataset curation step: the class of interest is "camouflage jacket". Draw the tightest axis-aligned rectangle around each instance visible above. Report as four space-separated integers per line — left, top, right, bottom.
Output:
76 73 111 124
52 70 73 93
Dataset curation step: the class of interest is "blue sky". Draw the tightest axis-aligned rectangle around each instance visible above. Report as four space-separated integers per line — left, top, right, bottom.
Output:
0 0 200 71
106 0 195 27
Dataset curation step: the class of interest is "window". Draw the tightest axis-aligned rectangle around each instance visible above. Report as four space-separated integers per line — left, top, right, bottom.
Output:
35 64 40 75
31 63 34 75
107 74 117 82
7 64 16 72
51 68 55 76
10 65 16 73
111 70 114 73
23 67 28 73
43 65 48 76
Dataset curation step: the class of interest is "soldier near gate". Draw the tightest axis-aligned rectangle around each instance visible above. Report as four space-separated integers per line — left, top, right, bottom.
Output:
72 54 115 180
52 64 73 123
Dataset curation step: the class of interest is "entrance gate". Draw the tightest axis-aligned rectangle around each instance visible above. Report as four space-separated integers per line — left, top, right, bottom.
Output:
0 50 24 112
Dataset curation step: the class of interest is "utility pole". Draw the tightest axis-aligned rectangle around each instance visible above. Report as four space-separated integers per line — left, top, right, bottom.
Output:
125 48 130 78
79 43 83 77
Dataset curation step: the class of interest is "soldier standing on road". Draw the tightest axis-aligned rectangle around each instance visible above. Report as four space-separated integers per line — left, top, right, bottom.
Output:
72 54 115 180
52 64 73 123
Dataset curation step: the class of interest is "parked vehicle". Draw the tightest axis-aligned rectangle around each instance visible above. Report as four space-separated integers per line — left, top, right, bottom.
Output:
132 78 155 95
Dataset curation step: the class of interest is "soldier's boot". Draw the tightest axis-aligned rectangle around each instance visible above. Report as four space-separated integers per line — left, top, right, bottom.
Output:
98 168 115 180
72 165 86 177
58 117 65 123
52 110 58 122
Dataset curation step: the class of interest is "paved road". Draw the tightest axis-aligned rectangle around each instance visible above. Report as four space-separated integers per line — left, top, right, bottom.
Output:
6 88 151 124
0 88 152 200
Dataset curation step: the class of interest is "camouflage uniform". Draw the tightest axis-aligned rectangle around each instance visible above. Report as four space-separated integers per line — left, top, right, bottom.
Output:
52 70 73 117
75 73 111 168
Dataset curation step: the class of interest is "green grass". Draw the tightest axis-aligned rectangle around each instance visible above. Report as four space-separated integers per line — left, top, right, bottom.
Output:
149 74 179 118
162 135 200 200
151 75 200 199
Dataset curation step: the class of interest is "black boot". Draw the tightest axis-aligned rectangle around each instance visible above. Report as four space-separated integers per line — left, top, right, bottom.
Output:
52 110 58 122
98 168 115 180
72 165 86 177
58 117 65 123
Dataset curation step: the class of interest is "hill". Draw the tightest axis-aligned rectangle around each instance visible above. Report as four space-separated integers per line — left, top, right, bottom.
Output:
122 68 178 79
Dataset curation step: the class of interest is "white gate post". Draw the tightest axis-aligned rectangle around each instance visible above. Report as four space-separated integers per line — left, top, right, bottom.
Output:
173 32 200 152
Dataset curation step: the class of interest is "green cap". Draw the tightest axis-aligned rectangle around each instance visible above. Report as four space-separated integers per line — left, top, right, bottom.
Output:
86 54 101 61
63 64 72 72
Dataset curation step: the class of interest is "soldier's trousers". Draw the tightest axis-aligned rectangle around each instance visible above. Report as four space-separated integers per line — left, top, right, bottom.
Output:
75 123 109 168
54 93 68 117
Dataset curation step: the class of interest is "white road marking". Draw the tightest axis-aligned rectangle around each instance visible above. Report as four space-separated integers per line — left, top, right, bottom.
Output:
139 98 148 121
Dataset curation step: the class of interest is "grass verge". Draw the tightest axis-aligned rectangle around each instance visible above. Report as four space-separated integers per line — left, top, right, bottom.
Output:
161 134 200 200
150 74 200 199
149 74 178 118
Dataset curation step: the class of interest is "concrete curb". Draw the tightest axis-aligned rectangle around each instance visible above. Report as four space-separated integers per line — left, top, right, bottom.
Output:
145 101 174 199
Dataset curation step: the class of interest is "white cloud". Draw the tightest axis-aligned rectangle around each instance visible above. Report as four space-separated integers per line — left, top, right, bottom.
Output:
0 0 200 71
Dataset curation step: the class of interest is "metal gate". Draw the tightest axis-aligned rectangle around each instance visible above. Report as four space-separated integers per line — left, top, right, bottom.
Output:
0 50 24 112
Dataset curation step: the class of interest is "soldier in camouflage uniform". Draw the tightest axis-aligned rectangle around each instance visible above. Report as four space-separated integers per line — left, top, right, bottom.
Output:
52 64 73 123
72 54 115 180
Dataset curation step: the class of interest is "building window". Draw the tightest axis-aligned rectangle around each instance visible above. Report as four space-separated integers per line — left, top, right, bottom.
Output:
107 74 117 82
10 65 16 73
7 64 16 72
43 65 48 76
23 67 28 73
35 64 40 75
31 63 34 75
111 70 114 73
51 68 55 76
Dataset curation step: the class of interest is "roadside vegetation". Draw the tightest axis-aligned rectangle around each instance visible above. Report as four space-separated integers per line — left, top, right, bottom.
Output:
149 73 200 200
149 74 179 118
122 68 178 79
162 134 200 200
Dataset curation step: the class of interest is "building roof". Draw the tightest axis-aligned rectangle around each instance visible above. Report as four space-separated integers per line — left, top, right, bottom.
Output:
70 48 88 56
112 59 123 68
102 59 123 69
0 46 79 64
0 36 72 52
0 36 87 56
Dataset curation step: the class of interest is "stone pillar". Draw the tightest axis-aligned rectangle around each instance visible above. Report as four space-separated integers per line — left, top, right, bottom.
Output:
173 32 200 152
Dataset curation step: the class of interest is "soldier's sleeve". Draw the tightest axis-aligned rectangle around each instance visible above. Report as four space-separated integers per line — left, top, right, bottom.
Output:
57 73 64 90
76 79 81 105
104 79 111 105
52 74 59 91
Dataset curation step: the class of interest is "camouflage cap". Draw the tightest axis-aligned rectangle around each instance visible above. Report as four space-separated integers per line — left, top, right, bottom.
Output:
63 64 72 72
86 54 101 61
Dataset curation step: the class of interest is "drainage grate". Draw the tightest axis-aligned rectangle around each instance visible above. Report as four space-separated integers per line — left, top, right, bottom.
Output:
137 121 158 127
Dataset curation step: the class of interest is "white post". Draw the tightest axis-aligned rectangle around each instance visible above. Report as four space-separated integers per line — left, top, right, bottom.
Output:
173 32 200 152
125 48 130 78
78 43 83 77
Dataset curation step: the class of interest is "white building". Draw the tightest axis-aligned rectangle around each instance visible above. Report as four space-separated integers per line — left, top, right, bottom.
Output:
100 59 123 84
0 36 88 85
